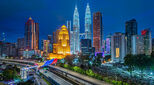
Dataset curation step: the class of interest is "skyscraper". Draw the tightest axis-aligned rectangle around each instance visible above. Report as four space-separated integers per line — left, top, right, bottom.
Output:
85 3 92 40
105 34 111 55
49 25 70 59
24 17 39 50
93 12 103 52
111 33 126 63
125 19 137 54
142 28 152 55
73 6 80 54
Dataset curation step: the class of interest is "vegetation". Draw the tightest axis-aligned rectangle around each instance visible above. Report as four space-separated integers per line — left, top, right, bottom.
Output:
61 64 129 85
124 54 153 78
2 65 20 81
17 80 34 85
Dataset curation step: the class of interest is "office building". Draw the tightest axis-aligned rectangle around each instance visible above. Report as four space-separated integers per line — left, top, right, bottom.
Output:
73 6 80 54
105 34 111 55
49 25 70 59
125 19 137 54
142 28 152 55
17 38 25 57
81 39 92 56
93 12 103 52
85 3 92 40
48 35 53 52
24 17 39 50
111 33 126 63
41 40 50 54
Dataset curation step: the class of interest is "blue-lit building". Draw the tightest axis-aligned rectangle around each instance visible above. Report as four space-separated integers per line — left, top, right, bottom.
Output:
73 6 80 54
81 39 92 56
85 3 92 40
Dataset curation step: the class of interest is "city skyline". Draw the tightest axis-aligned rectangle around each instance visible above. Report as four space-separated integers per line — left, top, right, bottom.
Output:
0 0 154 43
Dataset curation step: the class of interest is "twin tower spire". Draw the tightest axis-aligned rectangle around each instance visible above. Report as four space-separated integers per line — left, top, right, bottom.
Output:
72 3 91 54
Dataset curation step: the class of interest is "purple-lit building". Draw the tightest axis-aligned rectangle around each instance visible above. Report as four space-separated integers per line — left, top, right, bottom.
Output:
105 34 111 56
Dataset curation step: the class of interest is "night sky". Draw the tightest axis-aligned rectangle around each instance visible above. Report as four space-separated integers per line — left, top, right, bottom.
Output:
0 0 154 43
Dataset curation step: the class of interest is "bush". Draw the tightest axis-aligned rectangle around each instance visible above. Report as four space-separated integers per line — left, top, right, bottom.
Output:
103 77 111 83
86 69 95 77
64 64 69 69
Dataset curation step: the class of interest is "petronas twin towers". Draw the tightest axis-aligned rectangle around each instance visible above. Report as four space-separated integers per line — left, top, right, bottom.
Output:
72 3 91 54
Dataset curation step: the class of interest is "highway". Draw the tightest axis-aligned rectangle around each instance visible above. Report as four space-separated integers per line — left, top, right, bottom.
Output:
40 69 72 85
0 58 111 85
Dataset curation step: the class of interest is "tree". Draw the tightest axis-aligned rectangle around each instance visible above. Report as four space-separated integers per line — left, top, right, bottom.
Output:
64 55 75 66
135 54 151 78
104 55 111 62
124 54 135 77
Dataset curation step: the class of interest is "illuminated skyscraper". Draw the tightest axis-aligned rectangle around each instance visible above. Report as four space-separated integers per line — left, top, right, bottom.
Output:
141 28 152 55
111 33 126 63
73 6 80 54
93 12 103 52
125 19 137 54
49 25 70 59
85 3 92 40
24 17 39 50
